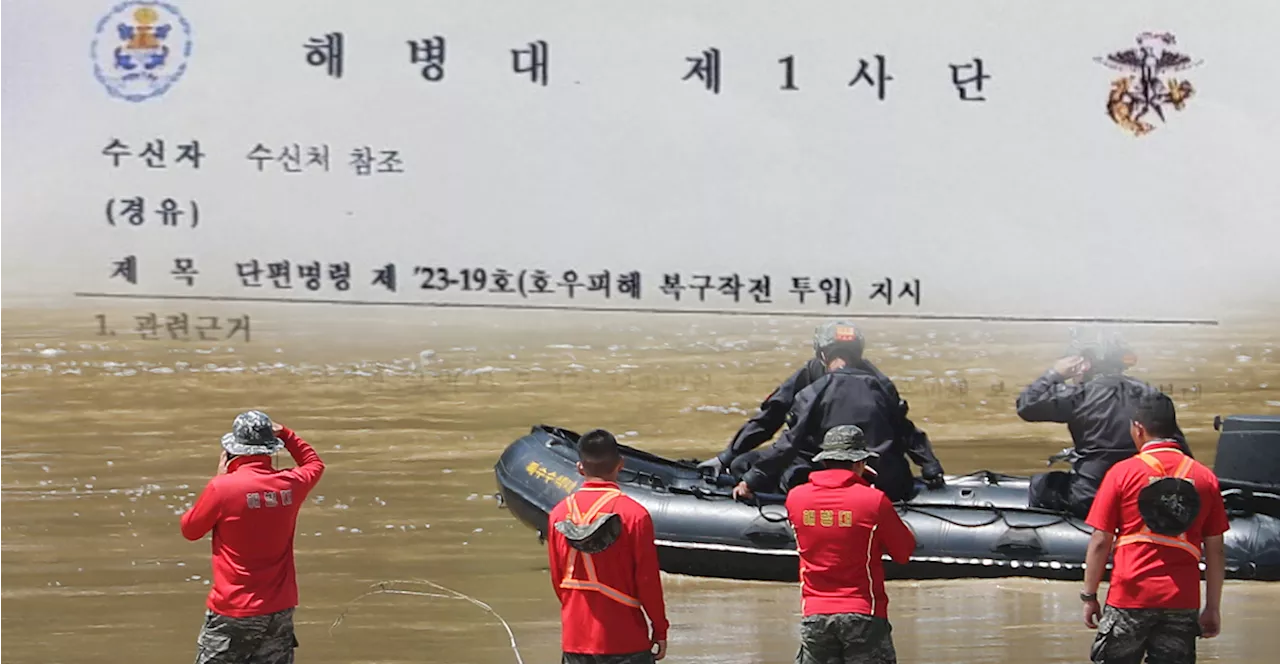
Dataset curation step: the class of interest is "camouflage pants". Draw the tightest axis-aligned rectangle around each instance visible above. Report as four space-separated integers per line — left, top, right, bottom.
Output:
194 608 298 664
797 613 897 664
562 652 655 664
1090 606 1200 664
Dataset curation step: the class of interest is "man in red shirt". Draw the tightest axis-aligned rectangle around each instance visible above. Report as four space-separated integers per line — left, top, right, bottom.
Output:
547 429 669 664
1082 392 1227 664
785 425 916 664
181 410 326 664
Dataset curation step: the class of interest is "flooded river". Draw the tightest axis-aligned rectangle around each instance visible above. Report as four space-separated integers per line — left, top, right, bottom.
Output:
3 305 1278 663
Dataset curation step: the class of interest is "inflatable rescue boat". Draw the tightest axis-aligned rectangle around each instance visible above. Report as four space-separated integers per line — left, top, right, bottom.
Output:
493 415 1280 582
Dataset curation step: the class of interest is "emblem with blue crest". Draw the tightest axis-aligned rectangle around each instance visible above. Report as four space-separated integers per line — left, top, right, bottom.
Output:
91 1 192 102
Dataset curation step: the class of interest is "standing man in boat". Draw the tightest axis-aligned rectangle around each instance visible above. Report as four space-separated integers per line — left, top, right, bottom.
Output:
786 425 916 664
1082 392 1226 664
701 320 946 493
181 411 326 664
1017 333 1191 519
548 429 669 664
731 323 946 501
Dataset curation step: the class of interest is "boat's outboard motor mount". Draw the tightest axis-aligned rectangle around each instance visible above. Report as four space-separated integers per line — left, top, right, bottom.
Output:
1213 415 1280 518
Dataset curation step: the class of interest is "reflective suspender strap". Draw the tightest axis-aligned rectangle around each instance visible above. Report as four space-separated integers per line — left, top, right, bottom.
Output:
558 489 642 608
1116 451 1202 559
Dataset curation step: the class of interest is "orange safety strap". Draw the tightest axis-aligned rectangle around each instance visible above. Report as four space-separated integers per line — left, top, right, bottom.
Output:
559 488 641 608
1116 451 1202 559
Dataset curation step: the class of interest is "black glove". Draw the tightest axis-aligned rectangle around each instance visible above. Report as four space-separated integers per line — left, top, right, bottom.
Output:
696 456 726 476
921 462 945 490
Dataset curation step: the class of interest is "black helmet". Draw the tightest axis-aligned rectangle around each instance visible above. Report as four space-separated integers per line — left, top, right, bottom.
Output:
1069 331 1136 374
813 320 865 363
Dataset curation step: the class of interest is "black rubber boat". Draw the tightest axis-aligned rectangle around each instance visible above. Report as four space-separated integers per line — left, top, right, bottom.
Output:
494 415 1280 582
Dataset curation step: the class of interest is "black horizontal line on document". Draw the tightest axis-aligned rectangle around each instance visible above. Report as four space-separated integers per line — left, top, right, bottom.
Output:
71 292 1220 326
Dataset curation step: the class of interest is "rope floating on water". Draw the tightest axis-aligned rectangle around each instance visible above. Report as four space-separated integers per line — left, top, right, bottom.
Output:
330 578 525 664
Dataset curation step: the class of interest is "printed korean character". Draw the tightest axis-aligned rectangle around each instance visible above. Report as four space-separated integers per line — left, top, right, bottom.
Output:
111 255 138 285
171 258 199 287
527 269 554 295
748 275 772 303
660 274 685 301
617 272 641 300
277 144 303 173
717 274 742 302
246 144 274 172
267 260 293 288
489 268 516 293
408 36 446 81
119 197 146 226
226 315 252 342
165 313 190 341
587 270 611 298
372 263 397 292
102 139 131 167
377 150 405 174
819 277 850 306
176 140 205 169
307 145 330 171
790 276 816 304
304 32 343 79
237 260 263 288
196 316 222 341
689 274 714 301
139 139 165 168
683 47 721 94
351 147 373 176
849 54 893 101
156 198 184 227
133 313 159 340
558 270 583 298
329 262 351 291
296 261 322 290
898 278 921 306
511 40 549 86
869 278 893 305
950 58 990 102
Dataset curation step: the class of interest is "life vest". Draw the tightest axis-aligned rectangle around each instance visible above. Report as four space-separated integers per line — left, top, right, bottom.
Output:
554 487 641 608
1115 450 1203 560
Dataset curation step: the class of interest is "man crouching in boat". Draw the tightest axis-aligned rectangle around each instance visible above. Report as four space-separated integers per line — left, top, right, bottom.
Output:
1017 333 1191 519
732 323 946 501
548 429 670 664
701 321 944 493
786 425 915 664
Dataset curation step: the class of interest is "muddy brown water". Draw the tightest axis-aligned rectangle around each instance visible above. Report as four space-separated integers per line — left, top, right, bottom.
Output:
3 306 1278 663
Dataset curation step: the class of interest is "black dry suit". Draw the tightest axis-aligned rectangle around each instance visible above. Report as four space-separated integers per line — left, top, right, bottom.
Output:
1016 369 1191 518
721 359 941 478
739 365 942 502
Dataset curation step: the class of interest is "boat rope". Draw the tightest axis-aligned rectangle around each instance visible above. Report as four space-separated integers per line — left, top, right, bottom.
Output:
329 579 525 664
900 504 1093 534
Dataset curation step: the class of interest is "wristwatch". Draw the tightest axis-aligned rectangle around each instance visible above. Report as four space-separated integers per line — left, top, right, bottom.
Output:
1080 591 1098 602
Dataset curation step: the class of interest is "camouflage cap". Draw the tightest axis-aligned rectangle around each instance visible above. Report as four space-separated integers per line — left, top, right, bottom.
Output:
220 410 285 457
812 425 879 464
813 320 865 359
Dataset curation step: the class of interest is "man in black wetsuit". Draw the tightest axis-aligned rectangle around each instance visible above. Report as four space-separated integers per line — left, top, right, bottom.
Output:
1017 334 1192 519
729 322 947 502
699 321 946 494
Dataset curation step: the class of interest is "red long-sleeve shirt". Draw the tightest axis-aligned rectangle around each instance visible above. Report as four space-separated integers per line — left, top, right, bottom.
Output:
785 468 916 618
547 481 669 655
180 427 325 617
